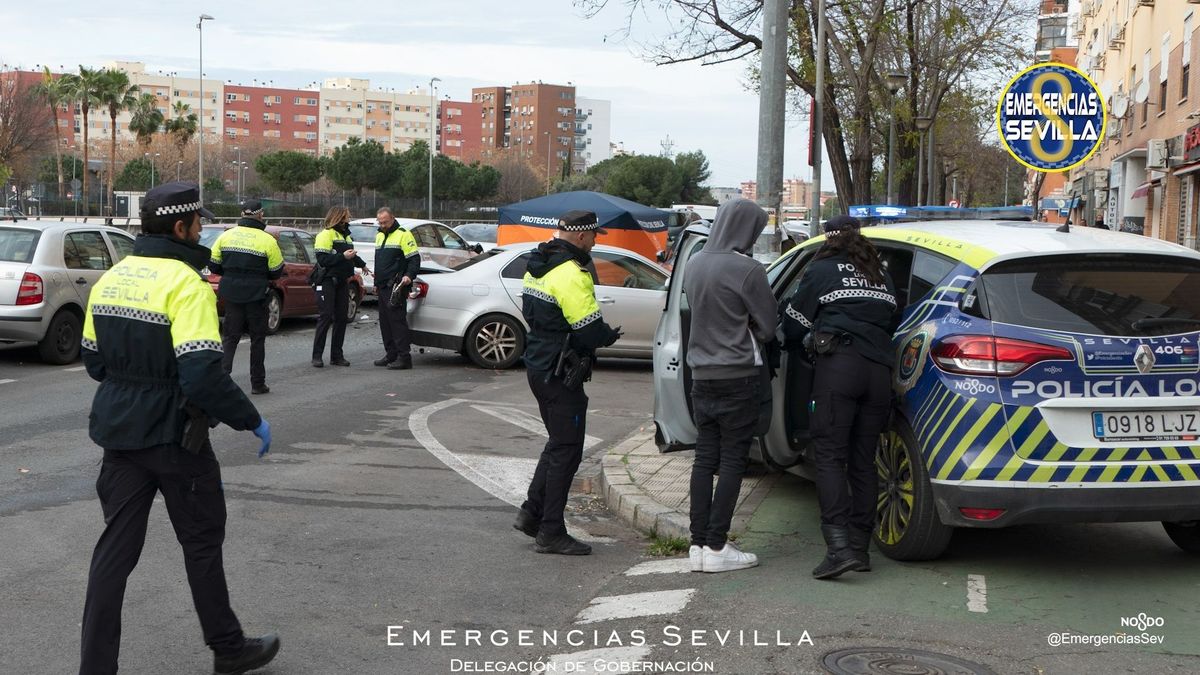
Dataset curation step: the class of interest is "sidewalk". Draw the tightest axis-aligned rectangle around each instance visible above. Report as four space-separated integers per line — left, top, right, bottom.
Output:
596 425 779 541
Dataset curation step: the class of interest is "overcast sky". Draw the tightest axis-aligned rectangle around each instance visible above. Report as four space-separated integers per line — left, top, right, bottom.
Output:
1 0 833 188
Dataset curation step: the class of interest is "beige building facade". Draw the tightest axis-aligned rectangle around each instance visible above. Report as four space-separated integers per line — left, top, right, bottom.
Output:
1071 0 1200 246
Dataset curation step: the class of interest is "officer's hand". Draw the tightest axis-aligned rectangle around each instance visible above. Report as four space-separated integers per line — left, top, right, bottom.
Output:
343 249 356 259
252 419 272 458
363 268 373 277
400 275 412 287
607 325 623 346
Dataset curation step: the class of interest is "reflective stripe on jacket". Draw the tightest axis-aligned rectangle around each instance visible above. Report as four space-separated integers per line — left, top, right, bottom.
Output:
82 234 261 450
374 226 420 284
314 227 364 282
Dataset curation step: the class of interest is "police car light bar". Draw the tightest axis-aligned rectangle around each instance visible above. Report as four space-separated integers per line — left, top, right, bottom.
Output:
848 205 1034 223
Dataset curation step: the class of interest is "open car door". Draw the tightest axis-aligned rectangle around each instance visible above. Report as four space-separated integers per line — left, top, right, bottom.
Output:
652 227 710 451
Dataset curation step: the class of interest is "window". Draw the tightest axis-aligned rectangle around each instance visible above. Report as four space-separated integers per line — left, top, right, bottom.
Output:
435 224 468 250
1161 80 1168 110
908 250 958 305
0 228 39 263
501 252 534 279
295 231 317 263
412 225 442 248
64 232 113 270
1183 64 1191 100
277 232 306 264
108 233 135 262
592 251 667 290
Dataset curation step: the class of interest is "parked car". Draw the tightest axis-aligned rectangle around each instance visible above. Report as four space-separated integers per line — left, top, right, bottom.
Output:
199 224 363 334
453 222 499 252
0 222 135 363
656 219 1200 560
407 243 669 369
348 218 481 297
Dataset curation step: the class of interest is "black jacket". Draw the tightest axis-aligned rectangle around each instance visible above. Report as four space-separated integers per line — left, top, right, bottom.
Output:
521 239 620 373
781 251 900 368
314 224 366 283
374 225 421 284
82 235 262 450
208 217 284 303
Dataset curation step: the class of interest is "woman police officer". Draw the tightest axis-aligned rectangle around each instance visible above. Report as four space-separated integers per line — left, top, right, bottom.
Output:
781 214 900 579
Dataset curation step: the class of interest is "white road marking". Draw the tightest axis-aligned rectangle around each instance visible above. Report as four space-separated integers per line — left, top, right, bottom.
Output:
546 647 654 674
574 589 696 625
624 559 693 576
409 399 521 507
471 403 602 450
967 574 988 613
64 366 86 372
0 379 15 385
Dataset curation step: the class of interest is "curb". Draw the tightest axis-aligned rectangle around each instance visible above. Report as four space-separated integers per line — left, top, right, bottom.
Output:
597 426 692 540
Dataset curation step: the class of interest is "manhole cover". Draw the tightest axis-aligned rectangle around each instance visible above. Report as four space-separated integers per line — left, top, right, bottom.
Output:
822 648 997 675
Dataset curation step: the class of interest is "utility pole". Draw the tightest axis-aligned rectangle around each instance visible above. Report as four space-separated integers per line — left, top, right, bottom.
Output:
756 0 788 250
810 0 826 238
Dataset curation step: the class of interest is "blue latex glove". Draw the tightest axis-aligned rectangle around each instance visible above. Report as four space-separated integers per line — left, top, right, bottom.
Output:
252 419 271 458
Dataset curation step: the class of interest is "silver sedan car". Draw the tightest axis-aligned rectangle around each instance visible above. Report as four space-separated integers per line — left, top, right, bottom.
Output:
407 243 669 369
0 221 136 363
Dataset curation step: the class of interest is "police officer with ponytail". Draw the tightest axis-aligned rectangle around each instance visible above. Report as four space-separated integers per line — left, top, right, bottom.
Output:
782 215 900 580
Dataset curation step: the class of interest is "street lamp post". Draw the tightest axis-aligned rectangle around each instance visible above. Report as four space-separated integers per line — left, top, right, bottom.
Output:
144 152 159 188
198 13 214 202
234 146 241 204
428 76 440 220
914 116 932 206
883 72 906 205
544 131 553 195
176 160 182 181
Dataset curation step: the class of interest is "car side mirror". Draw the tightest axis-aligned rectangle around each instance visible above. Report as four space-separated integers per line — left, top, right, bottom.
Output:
472 243 484 254
656 251 668 263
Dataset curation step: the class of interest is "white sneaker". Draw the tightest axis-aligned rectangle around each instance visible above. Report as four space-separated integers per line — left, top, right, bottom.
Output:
702 543 759 573
689 545 704 572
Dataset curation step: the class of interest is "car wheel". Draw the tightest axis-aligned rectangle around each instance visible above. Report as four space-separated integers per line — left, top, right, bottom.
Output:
874 417 954 561
265 290 282 335
464 314 525 369
38 309 82 365
1163 520 1200 553
346 283 361 322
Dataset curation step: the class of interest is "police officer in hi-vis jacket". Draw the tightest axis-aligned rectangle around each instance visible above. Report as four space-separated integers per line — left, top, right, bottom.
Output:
513 210 622 556
79 182 278 675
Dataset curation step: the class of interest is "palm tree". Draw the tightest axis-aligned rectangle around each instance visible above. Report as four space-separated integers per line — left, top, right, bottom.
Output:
127 92 164 148
58 66 104 215
164 100 198 156
97 70 139 207
30 67 69 199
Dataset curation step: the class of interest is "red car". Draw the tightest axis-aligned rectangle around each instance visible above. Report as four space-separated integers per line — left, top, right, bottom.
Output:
199 224 363 334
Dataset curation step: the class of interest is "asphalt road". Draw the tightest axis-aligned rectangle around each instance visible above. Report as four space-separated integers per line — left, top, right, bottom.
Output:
0 307 656 674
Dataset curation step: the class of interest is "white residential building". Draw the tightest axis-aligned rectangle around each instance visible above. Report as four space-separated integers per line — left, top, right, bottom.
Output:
574 97 611 172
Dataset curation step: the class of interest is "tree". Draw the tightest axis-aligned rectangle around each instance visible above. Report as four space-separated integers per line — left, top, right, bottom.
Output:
255 150 323 196
30 67 69 199
674 150 713 204
491 150 543 203
38 155 84 186
459 162 500 201
0 74 54 194
97 69 140 208
127 92 164 147
58 66 104 213
164 100 198 154
325 137 391 197
605 155 684 206
114 157 154 191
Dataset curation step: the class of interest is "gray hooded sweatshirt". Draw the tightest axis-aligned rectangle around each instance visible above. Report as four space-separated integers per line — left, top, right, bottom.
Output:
683 198 778 380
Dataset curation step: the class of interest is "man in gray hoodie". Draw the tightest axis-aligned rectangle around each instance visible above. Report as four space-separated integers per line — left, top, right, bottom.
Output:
682 197 778 573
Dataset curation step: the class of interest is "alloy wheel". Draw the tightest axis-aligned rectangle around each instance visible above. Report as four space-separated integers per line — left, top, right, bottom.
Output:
475 320 518 366
876 430 915 547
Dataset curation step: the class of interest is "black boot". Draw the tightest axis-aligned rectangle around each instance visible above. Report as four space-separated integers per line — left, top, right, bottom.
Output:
213 633 281 675
534 531 592 555
388 354 413 370
847 527 872 572
812 525 865 579
513 508 539 538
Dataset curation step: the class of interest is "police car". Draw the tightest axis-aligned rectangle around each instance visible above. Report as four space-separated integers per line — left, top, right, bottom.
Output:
653 210 1200 560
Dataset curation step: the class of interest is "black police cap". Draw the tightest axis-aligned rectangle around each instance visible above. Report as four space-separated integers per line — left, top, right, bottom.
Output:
240 199 264 215
824 214 861 234
142 181 214 220
558 209 607 234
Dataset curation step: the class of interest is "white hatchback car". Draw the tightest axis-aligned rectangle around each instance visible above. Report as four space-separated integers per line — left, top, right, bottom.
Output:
0 222 136 363
407 243 669 368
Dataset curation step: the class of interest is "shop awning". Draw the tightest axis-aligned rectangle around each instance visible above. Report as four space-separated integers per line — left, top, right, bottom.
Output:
1131 182 1152 199
1175 161 1200 177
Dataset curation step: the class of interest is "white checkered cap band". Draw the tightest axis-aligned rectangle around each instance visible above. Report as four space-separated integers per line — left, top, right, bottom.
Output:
156 201 202 216
559 221 599 231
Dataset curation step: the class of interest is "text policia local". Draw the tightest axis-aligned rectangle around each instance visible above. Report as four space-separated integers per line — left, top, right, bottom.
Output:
1003 91 1102 142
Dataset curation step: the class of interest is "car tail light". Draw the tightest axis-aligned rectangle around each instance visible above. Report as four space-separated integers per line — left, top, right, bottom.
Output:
16 272 43 305
408 280 429 299
932 335 1072 376
959 507 1006 522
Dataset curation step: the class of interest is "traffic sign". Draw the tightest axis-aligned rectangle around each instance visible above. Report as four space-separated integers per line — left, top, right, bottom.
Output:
948 199 960 208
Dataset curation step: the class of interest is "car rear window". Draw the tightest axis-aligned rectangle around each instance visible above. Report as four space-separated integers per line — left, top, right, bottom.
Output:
198 228 224 249
450 248 508 273
0 228 40 263
980 254 1200 336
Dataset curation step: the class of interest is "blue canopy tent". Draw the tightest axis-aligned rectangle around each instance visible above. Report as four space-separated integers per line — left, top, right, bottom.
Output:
498 191 670 259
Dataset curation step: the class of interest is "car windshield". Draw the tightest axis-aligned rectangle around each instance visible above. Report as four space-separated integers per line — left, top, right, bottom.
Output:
197 228 224 249
349 225 379 242
455 224 497 243
980 254 1200 337
0 228 39 263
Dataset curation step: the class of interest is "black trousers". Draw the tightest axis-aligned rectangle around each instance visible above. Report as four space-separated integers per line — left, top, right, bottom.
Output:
221 298 268 387
376 281 411 361
312 278 349 360
689 375 759 549
80 444 244 675
523 369 589 537
810 349 892 532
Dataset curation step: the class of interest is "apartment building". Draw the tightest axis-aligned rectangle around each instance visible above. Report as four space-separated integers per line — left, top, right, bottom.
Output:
1027 0 1078 225
739 180 758 202
224 85 319 153
439 99 482 162
782 178 811 207
107 61 223 145
472 82 576 179
319 78 436 155
574 97 611 172
1071 0 1200 246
